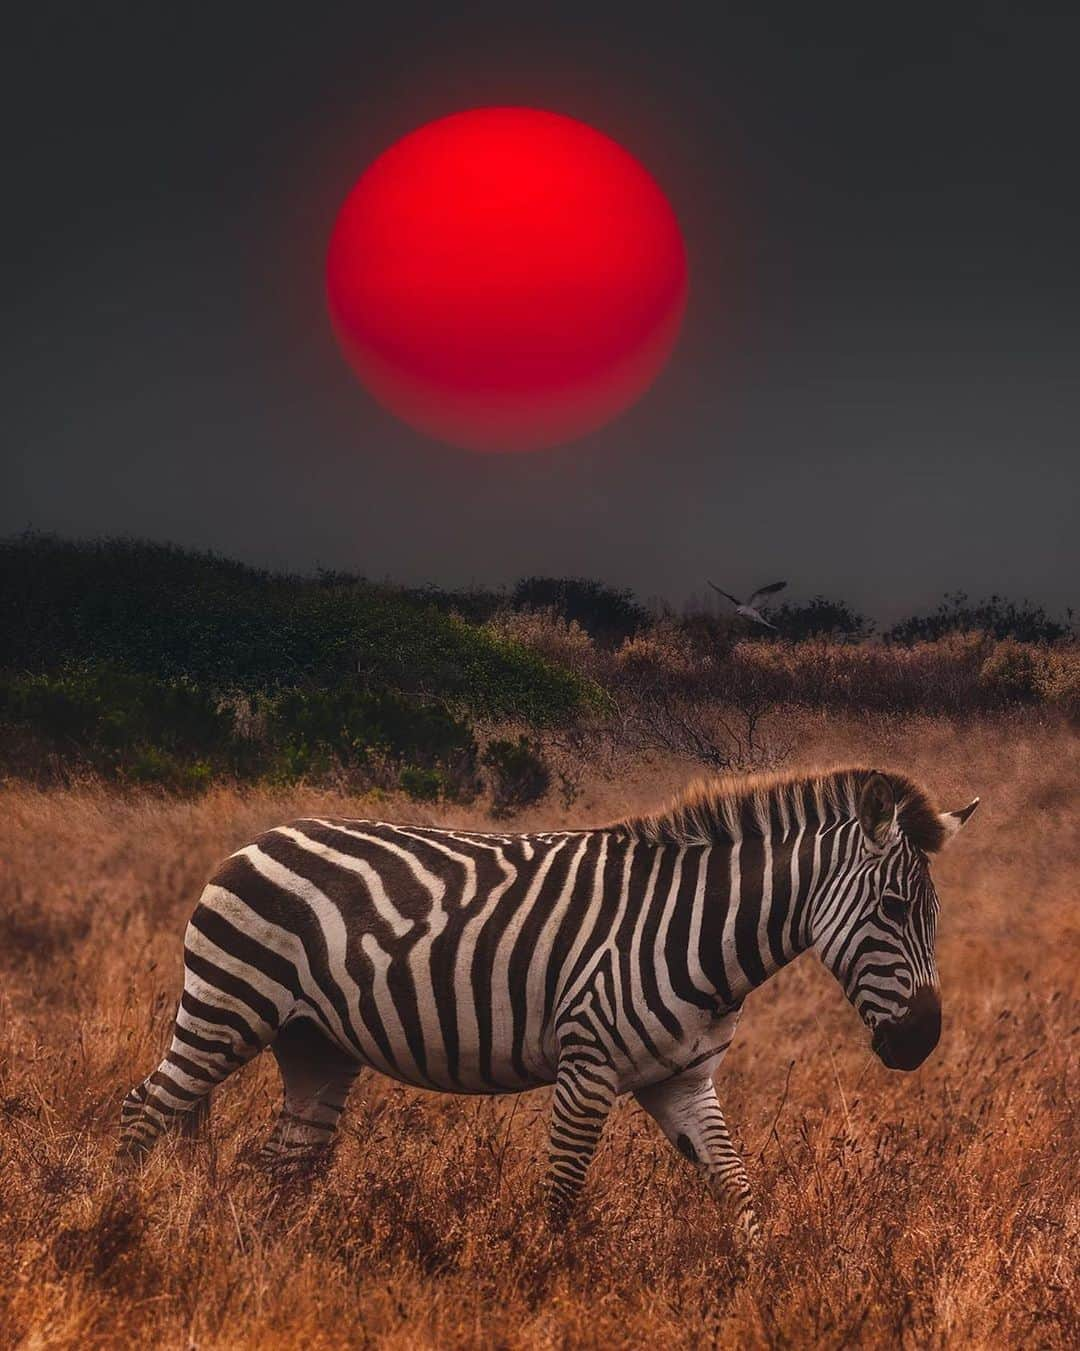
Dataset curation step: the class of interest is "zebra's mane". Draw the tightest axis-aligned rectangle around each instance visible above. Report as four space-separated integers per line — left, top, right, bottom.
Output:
617 765 946 853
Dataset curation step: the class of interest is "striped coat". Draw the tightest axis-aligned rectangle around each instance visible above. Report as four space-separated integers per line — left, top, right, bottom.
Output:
121 766 977 1242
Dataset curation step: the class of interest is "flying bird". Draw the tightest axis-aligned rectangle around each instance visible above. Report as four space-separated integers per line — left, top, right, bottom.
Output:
708 579 787 630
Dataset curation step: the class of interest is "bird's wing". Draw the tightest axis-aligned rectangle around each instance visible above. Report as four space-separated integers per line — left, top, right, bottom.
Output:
748 580 787 606
707 581 741 605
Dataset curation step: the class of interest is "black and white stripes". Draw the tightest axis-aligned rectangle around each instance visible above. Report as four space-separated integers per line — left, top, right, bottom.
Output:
120 766 977 1242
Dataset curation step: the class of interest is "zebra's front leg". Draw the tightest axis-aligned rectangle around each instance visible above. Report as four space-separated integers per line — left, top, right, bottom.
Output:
546 1056 619 1220
635 1070 761 1247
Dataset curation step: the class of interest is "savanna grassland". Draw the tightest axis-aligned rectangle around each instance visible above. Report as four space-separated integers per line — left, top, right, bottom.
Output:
0 711 1076 1349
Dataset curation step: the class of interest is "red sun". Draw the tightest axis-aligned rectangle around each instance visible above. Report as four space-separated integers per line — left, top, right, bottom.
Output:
326 107 688 453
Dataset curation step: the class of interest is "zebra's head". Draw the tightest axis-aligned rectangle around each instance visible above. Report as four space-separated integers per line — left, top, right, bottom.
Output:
816 771 979 1072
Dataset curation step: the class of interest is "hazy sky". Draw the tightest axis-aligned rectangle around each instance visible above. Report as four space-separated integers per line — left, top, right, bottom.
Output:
4 3 1077 620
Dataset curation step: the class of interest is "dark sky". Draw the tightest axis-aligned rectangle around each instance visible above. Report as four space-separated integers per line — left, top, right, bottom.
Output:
4 2 1077 620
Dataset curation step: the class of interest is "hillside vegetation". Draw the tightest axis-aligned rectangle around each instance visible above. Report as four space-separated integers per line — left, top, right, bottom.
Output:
1 534 1076 805
0 536 598 797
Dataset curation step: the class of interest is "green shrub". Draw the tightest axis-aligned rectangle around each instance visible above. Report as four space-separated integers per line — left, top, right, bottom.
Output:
123 749 216 792
481 736 551 817
398 766 446 802
0 664 236 786
0 665 232 755
264 685 479 798
0 535 593 726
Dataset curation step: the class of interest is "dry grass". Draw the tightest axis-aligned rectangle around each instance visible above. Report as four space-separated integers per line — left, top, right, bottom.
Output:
0 712 1077 1348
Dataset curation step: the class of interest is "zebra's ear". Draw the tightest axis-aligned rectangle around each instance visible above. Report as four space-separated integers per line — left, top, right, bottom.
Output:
857 772 897 850
938 797 980 847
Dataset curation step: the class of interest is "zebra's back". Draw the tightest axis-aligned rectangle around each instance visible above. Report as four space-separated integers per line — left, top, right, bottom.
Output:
191 817 618 1094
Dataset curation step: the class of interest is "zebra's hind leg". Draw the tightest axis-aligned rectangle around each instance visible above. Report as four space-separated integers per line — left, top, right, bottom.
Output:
258 1018 362 1175
635 1070 761 1247
118 998 265 1166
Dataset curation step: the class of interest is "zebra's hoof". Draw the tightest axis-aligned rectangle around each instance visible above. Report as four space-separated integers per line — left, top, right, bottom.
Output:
113 1143 150 1176
257 1149 333 1184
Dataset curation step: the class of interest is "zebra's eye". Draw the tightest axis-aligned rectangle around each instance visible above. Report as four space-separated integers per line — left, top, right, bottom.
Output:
881 894 907 925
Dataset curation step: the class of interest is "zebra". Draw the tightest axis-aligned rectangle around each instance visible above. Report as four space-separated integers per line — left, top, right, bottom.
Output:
120 766 978 1243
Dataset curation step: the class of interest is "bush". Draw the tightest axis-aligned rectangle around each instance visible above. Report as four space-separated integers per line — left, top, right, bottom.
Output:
614 620 706 689
766 596 874 642
398 766 449 802
0 664 236 786
123 748 217 792
978 641 1044 705
1039 650 1080 720
676 612 739 663
480 736 551 817
720 635 989 713
264 686 480 796
485 608 602 681
510 577 649 645
887 592 1070 644
400 582 506 624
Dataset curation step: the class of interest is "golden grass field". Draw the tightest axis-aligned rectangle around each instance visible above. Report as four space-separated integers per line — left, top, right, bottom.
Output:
0 711 1076 1348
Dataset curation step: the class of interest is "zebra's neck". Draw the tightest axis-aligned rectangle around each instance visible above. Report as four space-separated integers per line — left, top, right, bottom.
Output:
688 813 858 1010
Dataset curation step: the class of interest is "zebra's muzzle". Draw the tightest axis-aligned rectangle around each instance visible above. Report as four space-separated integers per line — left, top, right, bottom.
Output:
871 986 941 1071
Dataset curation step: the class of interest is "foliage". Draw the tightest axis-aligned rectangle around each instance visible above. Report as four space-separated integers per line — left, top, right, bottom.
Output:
766 595 874 642
484 608 601 682
977 640 1045 705
0 664 236 789
886 591 1070 644
510 576 649 645
2 535 1076 792
0 666 495 798
676 611 739 662
480 736 551 816
397 766 447 802
264 685 479 798
0 534 593 725
400 582 506 624
611 622 778 770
